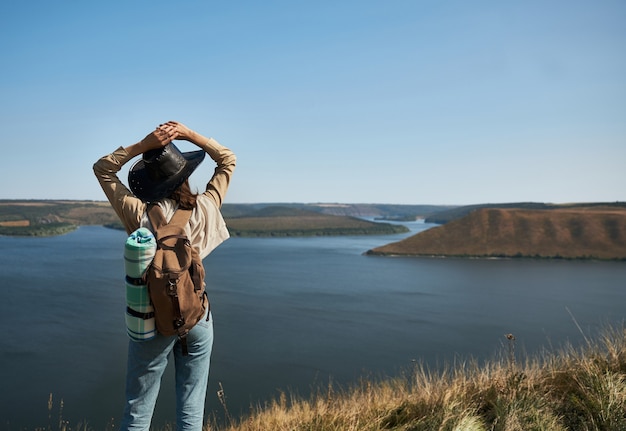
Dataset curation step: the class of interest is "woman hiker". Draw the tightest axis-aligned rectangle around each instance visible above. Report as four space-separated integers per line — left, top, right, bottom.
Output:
93 121 236 431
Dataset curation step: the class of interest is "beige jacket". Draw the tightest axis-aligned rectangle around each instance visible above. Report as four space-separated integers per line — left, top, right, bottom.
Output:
93 138 236 259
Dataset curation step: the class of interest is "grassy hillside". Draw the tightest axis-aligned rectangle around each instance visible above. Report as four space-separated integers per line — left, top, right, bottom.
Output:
368 207 626 260
209 326 626 431
226 206 408 237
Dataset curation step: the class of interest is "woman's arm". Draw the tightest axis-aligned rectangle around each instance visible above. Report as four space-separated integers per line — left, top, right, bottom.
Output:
163 121 237 208
124 125 175 158
93 127 173 232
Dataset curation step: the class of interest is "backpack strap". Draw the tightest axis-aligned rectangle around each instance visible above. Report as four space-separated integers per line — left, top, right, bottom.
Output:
147 204 168 231
168 207 192 229
147 204 192 232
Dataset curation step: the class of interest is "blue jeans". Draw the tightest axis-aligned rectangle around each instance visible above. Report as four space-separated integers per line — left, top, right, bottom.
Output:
120 312 214 431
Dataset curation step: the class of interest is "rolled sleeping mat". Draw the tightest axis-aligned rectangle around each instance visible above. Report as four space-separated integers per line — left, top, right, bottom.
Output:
124 227 157 341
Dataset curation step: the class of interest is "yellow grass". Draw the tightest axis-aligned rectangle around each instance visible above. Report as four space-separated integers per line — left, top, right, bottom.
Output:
207 326 626 431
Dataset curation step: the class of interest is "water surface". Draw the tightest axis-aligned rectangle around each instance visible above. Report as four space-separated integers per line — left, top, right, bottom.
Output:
1 222 624 429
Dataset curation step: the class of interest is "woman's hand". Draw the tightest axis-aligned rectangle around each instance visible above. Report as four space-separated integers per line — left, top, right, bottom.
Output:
158 121 195 142
140 126 175 151
125 121 202 159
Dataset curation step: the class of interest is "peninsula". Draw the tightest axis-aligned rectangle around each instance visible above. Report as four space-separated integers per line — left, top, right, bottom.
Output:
367 205 626 260
225 206 408 237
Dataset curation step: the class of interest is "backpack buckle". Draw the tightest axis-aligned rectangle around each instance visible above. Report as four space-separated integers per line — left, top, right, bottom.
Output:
167 278 178 297
173 317 185 329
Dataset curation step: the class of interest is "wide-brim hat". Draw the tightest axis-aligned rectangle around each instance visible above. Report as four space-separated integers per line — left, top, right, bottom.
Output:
128 143 205 202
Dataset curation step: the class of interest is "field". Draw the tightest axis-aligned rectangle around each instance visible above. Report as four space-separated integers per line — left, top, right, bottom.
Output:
0 219 30 227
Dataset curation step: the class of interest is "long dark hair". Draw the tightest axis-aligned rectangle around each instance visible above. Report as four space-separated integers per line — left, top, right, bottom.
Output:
169 180 198 210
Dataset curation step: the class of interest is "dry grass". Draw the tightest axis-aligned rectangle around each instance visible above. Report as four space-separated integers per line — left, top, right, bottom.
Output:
208 326 626 431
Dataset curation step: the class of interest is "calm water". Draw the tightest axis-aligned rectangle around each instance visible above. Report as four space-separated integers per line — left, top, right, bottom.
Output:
1 221 625 430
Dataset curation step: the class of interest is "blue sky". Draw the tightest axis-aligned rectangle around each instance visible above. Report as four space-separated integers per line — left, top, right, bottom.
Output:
1 1 624 205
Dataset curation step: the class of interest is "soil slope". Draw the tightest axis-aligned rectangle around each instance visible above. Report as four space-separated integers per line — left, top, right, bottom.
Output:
368 207 626 260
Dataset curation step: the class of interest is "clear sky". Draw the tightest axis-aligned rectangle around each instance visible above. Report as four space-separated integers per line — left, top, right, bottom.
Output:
1 1 624 205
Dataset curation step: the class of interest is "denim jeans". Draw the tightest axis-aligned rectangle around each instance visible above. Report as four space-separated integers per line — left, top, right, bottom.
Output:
120 312 214 431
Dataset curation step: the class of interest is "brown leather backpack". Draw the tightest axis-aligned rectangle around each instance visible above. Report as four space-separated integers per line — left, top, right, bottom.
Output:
145 204 209 355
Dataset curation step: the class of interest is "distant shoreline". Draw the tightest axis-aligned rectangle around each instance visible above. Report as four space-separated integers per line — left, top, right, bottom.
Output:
0 200 411 238
3 201 625 259
365 250 626 262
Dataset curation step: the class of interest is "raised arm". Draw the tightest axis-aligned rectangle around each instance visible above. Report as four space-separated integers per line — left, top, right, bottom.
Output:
93 127 174 232
161 121 237 208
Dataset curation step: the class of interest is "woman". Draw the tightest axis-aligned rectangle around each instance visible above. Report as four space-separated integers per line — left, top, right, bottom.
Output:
93 121 236 431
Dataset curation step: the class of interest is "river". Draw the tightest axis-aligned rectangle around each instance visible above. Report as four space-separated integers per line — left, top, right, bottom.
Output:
1 221 624 430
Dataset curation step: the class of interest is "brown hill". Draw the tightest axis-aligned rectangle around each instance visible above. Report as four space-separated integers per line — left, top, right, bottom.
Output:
367 207 626 260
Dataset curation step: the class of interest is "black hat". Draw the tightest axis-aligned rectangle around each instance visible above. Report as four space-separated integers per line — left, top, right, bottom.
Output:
128 143 205 202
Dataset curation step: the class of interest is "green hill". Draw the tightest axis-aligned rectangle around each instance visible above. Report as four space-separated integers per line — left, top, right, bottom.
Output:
368 206 626 260
0 200 118 236
226 206 408 237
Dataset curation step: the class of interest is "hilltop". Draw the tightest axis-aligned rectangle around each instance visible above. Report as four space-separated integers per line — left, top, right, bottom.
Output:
368 206 626 260
424 201 626 224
